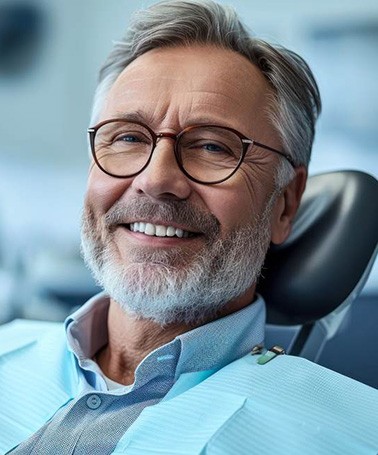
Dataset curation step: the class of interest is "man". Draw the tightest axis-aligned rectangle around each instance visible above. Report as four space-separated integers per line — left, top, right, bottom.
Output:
1 1 378 454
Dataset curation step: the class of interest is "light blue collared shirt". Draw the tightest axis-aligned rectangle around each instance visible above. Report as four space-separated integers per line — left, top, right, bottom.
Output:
12 293 265 454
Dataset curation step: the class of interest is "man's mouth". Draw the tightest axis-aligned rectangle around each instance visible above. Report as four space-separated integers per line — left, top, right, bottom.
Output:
127 222 196 238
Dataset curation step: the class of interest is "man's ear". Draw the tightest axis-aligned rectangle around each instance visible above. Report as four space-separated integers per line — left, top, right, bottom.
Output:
270 166 307 245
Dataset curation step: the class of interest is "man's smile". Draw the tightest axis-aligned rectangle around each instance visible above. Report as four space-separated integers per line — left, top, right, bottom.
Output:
128 222 197 238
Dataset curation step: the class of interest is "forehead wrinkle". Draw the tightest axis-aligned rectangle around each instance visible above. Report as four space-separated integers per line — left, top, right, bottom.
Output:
110 109 168 128
165 89 244 131
184 84 271 134
103 75 172 126
189 89 246 108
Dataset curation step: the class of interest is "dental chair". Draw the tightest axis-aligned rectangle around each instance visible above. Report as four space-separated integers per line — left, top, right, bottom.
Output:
258 170 378 386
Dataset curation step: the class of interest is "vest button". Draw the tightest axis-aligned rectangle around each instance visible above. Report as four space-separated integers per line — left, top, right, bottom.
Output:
86 394 102 410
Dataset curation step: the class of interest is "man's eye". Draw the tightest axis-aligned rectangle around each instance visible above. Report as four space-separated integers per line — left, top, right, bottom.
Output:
186 139 231 154
109 131 153 147
114 134 140 143
202 143 226 152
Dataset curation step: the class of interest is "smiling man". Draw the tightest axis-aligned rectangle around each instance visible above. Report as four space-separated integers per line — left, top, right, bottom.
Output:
81 42 300 387
1 1 378 454
83 44 301 331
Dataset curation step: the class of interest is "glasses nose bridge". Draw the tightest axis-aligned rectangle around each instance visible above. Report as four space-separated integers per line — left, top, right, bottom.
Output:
155 131 179 147
146 130 181 172
152 130 180 160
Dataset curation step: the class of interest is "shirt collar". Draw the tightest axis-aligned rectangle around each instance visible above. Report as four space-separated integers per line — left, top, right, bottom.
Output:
65 292 110 361
175 297 265 374
65 292 265 389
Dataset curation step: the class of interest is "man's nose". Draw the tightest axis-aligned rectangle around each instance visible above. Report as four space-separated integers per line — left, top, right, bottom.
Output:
130 136 192 200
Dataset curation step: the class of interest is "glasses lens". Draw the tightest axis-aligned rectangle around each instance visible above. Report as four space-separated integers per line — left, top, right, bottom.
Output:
93 121 153 177
177 126 243 183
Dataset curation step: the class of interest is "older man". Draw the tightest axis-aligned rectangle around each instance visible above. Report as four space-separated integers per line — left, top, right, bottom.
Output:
1 1 378 454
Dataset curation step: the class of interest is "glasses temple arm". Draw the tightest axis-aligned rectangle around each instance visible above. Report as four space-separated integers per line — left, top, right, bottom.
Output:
242 139 296 168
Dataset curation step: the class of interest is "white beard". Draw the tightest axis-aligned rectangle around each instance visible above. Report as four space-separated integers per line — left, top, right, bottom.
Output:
81 195 275 326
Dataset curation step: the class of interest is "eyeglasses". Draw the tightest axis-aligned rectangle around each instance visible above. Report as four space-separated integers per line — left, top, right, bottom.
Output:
87 119 295 185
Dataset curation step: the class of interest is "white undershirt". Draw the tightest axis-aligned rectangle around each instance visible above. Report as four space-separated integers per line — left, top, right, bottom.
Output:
100 369 132 392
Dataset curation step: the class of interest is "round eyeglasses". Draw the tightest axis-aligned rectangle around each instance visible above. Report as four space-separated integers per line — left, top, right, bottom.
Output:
88 119 295 185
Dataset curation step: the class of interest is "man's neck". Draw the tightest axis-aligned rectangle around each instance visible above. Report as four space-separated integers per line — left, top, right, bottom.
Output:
96 287 256 385
95 300 190 385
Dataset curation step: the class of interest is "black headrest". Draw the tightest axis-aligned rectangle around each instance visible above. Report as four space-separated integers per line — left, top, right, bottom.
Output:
257 170 378 325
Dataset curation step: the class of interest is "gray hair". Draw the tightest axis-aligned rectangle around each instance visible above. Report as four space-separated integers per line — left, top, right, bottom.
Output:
91 0 321 181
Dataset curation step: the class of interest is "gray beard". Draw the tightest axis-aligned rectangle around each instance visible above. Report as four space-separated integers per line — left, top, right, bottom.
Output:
80 195 275 326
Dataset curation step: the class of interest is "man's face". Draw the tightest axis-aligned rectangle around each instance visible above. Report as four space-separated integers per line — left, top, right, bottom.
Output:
82 45 296 325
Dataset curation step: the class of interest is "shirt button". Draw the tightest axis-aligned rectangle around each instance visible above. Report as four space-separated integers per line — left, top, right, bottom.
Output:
86 394 102 410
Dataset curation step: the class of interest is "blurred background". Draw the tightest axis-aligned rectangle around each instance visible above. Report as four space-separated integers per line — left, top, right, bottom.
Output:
0 1 377 384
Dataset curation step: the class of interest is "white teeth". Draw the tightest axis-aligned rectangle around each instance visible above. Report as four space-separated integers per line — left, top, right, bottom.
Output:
155 225 166 237
145 223 156 236
167 226 176 237
129 222 192 238
176 228 184 238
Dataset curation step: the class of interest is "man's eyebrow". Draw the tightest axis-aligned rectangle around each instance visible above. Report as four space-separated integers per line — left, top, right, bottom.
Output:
115 110 169 126
110 112 229 129
115 111 150 123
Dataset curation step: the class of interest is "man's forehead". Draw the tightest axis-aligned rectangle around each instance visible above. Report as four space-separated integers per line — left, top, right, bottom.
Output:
101 45 273 131
119 45 263 81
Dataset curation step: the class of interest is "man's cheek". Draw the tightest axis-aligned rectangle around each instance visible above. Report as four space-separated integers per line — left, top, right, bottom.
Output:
86 185 123 216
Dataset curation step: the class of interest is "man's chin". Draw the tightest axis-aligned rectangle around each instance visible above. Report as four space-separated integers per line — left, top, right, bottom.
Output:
115 243 202 270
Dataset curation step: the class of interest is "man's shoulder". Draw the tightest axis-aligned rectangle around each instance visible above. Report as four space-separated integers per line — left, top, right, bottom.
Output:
0 318 64 357
122 353 378 453
0 319 77 454
220 352 378 400
115 353 378 454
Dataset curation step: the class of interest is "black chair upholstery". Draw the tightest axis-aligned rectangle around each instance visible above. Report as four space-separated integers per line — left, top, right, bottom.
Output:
257 170 378 326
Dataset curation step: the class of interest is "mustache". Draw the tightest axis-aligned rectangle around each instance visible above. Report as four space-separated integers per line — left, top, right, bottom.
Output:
104 197 221 237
